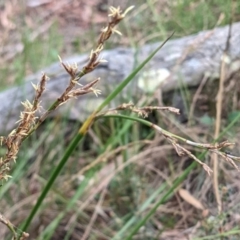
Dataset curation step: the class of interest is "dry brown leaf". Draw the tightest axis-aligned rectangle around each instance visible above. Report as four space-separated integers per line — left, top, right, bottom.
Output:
178 188 205 210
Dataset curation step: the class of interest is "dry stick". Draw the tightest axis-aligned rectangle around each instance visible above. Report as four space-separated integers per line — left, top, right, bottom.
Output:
0 213 17 239
73 140 151 178
213 52 226 213
81 188 107 240
70 150 156 214
63 140 151 194
213 20 232 213
96 107 239 176
0 213 29 240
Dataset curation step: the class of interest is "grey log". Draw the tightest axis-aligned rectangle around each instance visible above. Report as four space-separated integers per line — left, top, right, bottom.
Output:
1 22 240 133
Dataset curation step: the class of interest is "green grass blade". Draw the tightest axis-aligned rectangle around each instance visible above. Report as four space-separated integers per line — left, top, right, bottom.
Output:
20 36 172 236
124 161 197 240
38 176 90 240
112 181 168 240
96 33 174 113
122 110 240 239
99 114 196 239
193 228 240 240
20 133 82 234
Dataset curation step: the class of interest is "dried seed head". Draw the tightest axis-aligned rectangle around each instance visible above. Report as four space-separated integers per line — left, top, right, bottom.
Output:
202 164 213 175
91 88 101 97
0 5 132 184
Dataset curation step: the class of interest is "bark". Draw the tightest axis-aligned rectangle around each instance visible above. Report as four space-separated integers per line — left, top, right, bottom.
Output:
1 22 240 133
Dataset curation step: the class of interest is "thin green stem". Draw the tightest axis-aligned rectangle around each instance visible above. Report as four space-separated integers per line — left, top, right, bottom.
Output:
20 38 171 237
20 133 83 233
96 33 174 113
124 161 197 240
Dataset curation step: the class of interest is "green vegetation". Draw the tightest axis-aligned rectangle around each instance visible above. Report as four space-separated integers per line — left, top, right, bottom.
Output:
1 1 240 240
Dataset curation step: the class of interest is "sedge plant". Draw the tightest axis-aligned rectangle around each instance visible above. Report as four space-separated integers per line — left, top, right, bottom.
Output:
0 5 239 240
